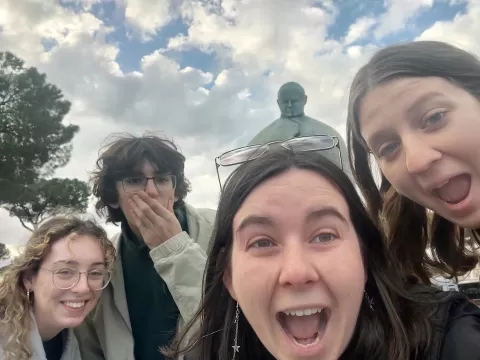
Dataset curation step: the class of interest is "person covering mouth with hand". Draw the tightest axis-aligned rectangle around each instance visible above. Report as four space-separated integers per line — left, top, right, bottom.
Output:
75 134 215 360
0 217 115 360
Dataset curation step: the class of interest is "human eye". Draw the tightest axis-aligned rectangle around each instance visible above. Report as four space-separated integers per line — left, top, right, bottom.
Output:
55 268 77 278
423 111 446 128
248 238 276 249
312 232 337 243
124 177 143 184
377 142 399 158
88 270 106 279
156 175 170 183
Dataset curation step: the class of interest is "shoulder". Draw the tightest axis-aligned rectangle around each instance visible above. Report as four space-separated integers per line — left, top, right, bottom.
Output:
439 294 480 359
184 204 216 224
411 285 480 360
304 116 339 132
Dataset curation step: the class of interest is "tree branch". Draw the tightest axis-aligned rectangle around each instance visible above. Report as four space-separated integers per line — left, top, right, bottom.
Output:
17 216 33 232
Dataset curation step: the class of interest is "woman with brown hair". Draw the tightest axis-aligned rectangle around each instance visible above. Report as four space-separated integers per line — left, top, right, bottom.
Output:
165 147 480 360
346 40 480 283
0 216 116 360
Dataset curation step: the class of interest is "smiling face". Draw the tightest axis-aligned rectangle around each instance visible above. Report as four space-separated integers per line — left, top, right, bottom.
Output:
26 234 106 340
224 169 366 360
359 76 480 229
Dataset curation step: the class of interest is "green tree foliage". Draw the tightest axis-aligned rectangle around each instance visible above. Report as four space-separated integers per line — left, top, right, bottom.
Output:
1 178 90 231
0 243 9 260
0 52 89 230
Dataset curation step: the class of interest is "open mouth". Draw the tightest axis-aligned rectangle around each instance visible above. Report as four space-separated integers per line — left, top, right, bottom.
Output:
433 174 471 205
61 301 87 310
277 307 329 347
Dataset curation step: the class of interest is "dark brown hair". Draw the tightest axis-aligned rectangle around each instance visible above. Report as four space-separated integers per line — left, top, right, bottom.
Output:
346 40 480 283
91 133 191 224
165 149 433 360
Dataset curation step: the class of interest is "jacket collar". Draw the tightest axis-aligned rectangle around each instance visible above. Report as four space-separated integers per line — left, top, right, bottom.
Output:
109 234 132 331
28 312 79 360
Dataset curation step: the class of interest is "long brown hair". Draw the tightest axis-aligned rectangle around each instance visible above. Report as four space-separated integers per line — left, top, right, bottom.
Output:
0 216 116 360
165 149 433 360
346 40 480 283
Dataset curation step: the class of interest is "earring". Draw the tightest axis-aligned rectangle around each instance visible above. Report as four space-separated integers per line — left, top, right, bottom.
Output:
364 290 374 311
232 302 240 360
27 289 30 301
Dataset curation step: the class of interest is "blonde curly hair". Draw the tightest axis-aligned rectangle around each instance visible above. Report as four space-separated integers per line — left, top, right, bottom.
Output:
0 216 116 360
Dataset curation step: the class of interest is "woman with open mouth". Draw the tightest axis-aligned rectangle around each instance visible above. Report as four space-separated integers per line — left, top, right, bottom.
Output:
347 40 480 284
0 216 116 360
164 148 480 360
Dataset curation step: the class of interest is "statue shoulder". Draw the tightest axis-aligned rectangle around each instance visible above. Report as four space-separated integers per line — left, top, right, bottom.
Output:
248 118 284 145
304 116 340 134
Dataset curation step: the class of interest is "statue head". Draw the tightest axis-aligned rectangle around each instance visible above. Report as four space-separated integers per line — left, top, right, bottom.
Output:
277 82 307 118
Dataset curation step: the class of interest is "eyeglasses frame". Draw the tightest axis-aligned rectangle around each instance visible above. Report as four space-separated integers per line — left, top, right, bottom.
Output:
120 174 177 193
214 135 342 191
40 267 112 290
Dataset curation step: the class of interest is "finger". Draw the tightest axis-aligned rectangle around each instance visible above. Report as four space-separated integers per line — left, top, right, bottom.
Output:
129 198 154 230
136 191 171 217
132 195 167 226
168 198 175 214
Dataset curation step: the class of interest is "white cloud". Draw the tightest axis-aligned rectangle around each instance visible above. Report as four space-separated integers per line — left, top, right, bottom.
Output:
415 0 480 54
344 17 376 45
374 0 434 38
118 0 177 40
0 0 478 248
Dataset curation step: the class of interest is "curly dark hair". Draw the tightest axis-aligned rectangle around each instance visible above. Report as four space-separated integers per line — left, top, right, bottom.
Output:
91 133 191 224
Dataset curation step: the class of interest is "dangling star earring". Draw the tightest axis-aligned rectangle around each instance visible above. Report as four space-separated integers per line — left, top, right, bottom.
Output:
232 302 240 359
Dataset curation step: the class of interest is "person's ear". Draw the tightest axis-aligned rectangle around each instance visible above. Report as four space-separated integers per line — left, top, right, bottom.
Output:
223 266 237 301
220 248 237 301
22 270 36 291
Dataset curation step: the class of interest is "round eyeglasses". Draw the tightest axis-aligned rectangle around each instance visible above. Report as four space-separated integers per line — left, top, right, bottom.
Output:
41 268 112 290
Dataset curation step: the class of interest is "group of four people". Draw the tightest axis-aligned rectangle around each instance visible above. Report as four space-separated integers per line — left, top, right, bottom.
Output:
1 40 480 360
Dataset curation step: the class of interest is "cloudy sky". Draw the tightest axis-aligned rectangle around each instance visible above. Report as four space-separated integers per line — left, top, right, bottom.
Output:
1 0 479 247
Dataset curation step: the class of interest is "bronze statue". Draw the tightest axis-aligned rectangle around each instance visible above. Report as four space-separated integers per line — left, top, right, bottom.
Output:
248 82 351 175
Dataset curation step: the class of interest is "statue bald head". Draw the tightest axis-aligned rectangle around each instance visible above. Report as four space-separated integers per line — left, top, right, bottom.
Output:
277 82 307 118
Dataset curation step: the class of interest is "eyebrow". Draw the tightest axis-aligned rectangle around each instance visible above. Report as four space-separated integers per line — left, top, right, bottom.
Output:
405 91 445 117
306 206 347 224
53 260 106 266
235 206 347 234
236 215 275 234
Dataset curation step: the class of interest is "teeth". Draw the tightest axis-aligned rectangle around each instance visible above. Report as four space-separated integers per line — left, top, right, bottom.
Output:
283 308 323 316
63 301 85 309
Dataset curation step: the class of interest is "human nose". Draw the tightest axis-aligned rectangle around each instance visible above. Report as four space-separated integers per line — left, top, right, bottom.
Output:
144 178 159 196
71 272 91 293
278 241 319 287
404 136 441 175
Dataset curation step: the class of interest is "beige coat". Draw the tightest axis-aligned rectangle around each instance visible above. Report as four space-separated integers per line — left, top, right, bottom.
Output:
74 204 215 360
0 313 81 360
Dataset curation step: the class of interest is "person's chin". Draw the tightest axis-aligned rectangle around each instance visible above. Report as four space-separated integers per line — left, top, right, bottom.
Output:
53 312 87 330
